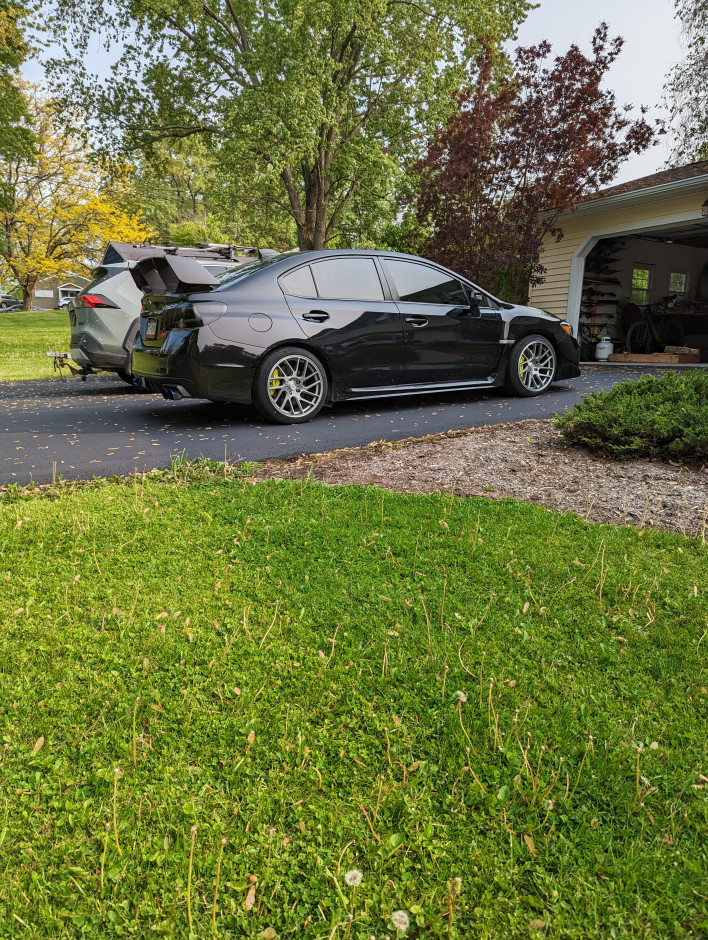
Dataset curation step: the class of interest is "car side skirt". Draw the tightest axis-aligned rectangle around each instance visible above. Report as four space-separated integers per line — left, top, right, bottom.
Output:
344 377 499 399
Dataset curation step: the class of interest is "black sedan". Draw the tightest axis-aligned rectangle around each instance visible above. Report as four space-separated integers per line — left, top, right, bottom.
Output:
130 250 580 424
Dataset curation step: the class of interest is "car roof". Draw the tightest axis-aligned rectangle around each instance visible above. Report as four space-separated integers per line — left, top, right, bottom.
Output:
283 249 432 263
258 249 508 307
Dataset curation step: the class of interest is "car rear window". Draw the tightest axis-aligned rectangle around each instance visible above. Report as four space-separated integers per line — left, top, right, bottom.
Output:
215 257 284 289
311 258 384 301
82 267 123 295
280 265 318 298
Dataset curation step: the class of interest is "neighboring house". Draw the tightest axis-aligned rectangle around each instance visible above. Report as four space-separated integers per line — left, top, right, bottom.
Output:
34 275 90 310
529 160 708 358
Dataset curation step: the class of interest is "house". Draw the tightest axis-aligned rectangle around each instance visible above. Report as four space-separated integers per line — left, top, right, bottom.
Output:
528 160 708 360
33 275 90 310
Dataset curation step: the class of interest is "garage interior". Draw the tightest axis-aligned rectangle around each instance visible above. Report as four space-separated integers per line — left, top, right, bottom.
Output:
579 213 708 363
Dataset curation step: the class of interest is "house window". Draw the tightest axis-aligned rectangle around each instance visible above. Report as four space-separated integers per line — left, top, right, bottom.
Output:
668 271 689 294
631 266 652 304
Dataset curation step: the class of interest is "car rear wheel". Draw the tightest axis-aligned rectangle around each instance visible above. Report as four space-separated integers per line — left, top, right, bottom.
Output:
505 334 556 396
253 347 328 423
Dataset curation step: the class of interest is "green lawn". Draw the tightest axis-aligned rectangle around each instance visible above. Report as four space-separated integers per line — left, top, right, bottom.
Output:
0 466 706 937
0 310 71 381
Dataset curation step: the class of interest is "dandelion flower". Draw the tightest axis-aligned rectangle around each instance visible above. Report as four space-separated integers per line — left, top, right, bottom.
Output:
344 869 363 887
454 690 467 703
391 910 410 933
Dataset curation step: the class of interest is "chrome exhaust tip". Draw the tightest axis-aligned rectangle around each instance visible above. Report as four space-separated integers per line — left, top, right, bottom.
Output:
162 385 185 401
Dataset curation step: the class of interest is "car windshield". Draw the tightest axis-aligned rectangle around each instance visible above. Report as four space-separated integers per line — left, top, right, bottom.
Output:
215 256 284 288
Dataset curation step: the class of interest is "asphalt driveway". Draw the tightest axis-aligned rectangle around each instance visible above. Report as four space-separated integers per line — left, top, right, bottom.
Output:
0 365 666 486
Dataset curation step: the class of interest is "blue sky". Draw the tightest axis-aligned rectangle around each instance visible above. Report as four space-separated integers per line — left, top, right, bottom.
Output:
25 0 683 185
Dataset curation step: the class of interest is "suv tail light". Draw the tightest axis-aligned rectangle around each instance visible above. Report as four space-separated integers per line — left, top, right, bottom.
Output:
76 293 118 309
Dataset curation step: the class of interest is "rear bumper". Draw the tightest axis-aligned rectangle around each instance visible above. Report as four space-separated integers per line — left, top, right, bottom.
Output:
70 332 125 371
131 326 260 403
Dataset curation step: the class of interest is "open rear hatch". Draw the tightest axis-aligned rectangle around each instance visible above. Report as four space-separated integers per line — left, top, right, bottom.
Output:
131 255 222 344
131 254 221 295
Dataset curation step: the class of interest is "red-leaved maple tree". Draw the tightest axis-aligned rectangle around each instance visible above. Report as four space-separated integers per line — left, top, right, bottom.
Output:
413 26 660 303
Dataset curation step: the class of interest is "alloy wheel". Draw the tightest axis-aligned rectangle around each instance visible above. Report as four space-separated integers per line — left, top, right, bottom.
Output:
266 355 325 418
517 339 555 392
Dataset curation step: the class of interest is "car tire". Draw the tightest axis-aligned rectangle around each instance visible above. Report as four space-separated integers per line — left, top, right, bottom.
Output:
253 347 328 424
505 334 557 397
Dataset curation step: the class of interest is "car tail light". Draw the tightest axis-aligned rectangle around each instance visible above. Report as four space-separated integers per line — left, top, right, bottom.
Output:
77 293 118 308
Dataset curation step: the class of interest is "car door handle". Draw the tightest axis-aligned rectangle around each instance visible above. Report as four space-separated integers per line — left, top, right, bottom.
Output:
405 316 428 327
302 310 329 322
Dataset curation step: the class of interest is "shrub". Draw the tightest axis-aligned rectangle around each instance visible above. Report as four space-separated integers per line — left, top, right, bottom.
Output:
555 369 708 460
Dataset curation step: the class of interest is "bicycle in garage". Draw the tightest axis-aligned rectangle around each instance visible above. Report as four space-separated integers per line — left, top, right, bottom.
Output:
623 295 684 354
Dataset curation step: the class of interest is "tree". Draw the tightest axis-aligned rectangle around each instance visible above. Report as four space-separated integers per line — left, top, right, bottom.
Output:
412 27 659 304
44 0 532 251
666 0 708 163
0 84 154 309
130 137 298 249
0 1 34 205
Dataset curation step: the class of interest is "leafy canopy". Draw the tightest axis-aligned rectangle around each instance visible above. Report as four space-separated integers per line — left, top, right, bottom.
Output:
666 0 708 163
412 27 659 303
43 0 532 249
0 0 34 206
0 84 155 307
129 137 298 249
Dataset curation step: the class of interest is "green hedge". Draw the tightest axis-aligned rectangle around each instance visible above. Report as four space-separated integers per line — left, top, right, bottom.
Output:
555 369 708 460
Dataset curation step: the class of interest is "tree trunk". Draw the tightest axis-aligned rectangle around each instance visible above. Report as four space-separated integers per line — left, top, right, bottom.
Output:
21 283 35 310
282 159 331 251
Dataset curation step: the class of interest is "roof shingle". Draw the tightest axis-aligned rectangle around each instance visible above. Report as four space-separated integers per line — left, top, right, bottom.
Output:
583 159 708 203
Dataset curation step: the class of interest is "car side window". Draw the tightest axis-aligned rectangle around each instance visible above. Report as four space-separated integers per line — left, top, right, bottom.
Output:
386 258 469 306
385 259 468 306
280 265 318 298
311 258 385 301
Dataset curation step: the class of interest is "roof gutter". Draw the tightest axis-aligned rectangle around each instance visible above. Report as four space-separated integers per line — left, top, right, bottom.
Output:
555 174 708 220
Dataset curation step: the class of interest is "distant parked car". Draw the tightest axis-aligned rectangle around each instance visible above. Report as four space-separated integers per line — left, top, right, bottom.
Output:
1 294 21 311
131 249 581 423
68 241 278 383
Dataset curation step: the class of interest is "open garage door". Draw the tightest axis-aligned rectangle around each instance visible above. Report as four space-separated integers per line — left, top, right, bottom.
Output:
579 222 708 362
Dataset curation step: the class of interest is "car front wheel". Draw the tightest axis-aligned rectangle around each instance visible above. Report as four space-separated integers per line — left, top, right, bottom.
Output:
253 347 328 423
505 334 557 396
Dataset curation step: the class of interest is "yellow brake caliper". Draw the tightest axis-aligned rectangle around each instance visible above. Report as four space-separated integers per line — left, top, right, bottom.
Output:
518 353 526 379
269 367 282 397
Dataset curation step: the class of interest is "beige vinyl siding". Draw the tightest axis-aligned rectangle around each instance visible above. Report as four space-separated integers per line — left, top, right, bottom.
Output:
529 188 708 320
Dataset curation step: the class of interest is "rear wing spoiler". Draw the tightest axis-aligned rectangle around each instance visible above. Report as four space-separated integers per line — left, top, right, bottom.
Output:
104 240 283 265
130 255 221 295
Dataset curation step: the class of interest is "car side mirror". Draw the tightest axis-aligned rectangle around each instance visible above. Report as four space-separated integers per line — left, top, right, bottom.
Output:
464 292 483 316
